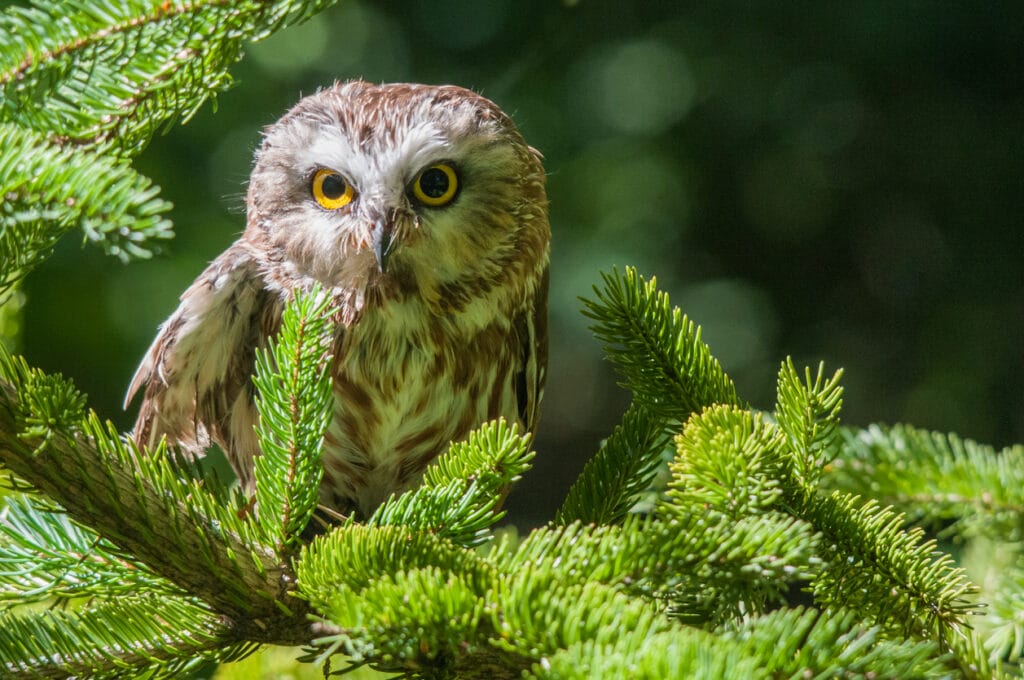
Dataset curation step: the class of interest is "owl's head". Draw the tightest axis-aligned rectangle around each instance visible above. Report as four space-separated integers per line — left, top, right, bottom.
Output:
244 81 549 315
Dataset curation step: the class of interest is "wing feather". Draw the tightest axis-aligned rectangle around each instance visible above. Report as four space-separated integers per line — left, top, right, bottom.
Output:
125 243 279 486
515 266 549 434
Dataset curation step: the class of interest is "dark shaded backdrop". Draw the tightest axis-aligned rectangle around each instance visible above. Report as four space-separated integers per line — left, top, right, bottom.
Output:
20 1 1024 526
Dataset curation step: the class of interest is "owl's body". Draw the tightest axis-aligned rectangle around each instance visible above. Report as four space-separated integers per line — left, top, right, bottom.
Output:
126 82 549 516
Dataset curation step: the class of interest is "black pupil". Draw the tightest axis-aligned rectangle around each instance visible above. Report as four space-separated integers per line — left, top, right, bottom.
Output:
321 173 347 199
419 168 450 198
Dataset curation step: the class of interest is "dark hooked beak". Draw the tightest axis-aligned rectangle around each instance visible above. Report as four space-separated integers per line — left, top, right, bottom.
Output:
370 217 394 272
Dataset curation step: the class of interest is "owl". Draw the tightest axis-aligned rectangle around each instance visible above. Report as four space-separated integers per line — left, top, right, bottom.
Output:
125 81 549 517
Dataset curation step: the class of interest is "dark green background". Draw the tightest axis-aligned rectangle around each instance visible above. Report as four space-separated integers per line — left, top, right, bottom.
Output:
20 1 1024 525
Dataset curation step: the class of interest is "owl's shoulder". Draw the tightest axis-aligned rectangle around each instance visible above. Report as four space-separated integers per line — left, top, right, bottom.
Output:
125 242 283 429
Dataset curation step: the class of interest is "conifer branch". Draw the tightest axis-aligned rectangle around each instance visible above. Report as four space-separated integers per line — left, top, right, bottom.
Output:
0 344 311 645
490 574 671 678
774 359 844 493
830 424 1024 538
580 266 741 422
314 565 537 677
554 402 671 526
0 495 181 604
298 524 496 612
298 512 813 675
367 419 534 547
253 287 334 554
0 0 339 153
495 513 817 624
0 0 339 298
532 607 949 679
529 628 760 680
807 490 978 648
299 527 513 675
0 595 256 679
975 554 1024 664
669 404 788 518
0 123 172 292
719 606 948 678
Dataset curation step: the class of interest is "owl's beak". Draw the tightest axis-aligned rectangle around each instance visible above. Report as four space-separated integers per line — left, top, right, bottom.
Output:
370 217 394 272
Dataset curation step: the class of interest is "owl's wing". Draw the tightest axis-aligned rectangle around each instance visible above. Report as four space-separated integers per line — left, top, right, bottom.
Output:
515 266 549 434
125 243 278 484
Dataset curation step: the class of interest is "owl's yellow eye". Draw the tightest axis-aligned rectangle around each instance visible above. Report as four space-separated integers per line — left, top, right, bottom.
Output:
312 168 355 210
412 163 459 207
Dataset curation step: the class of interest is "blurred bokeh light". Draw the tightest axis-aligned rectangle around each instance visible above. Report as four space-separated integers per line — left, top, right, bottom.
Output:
19 0 1024 526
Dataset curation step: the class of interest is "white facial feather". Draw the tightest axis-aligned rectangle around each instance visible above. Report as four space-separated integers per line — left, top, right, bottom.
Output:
252 96 528 306
296 119 450 190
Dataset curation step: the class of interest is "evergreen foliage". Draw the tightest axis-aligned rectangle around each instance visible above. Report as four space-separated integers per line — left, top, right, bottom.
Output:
0 0 339 296
554 402 670 526
581 268 741 421
0 0 338 152
0 595 254 679
828 424 1024 669
0 495 181 605
0 123 173 293
252 286 335 554
0 2 1021 678
831 424 1024 540
365 419 535 548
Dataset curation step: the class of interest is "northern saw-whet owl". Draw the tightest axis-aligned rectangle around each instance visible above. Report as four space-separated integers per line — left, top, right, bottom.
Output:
125 81 550 517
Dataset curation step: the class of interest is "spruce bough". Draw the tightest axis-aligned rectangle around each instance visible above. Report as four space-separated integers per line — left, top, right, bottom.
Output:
0 268 1009 678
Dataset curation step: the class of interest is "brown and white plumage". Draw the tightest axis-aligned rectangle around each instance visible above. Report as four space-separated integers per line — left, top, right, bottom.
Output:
126 81 550 517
